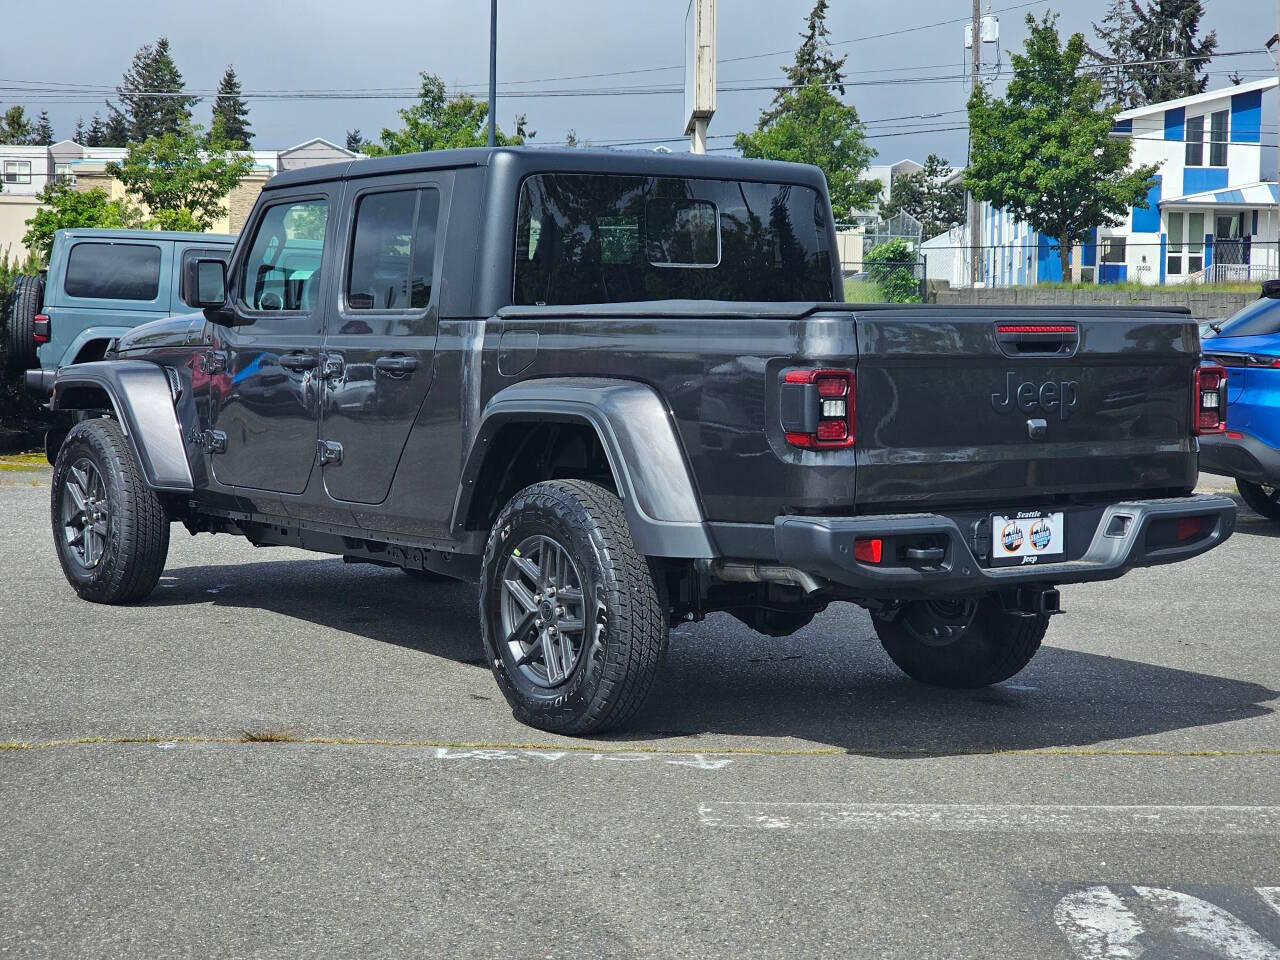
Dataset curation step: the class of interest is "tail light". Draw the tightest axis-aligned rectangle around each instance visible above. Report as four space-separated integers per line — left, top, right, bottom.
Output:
32 314 50 344
1193 364 1226 435
780 368 855 449
1244 355 1280 368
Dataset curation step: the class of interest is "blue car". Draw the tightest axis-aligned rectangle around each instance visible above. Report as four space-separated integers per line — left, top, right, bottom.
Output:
1200 280 1280 521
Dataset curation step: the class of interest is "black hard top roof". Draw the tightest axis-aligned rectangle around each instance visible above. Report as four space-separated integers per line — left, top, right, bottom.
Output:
262 146 828 192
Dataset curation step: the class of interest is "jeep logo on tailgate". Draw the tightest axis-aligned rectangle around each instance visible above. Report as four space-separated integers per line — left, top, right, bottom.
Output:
992 372 1079 421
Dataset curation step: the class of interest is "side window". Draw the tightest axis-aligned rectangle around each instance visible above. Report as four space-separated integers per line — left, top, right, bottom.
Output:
65 242 161 301
240 198 328 312
178 247 231 302
346 187 439 311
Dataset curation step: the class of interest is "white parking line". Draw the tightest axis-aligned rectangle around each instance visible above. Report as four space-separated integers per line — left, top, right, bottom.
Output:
697 801 1280 833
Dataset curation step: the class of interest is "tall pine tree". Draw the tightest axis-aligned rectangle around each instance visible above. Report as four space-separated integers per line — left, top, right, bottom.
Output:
33 111 54 145
117 37 199 142
73 117 86 144
212 65 252 148
760 0 847 126
85 113 106 147
1129 0 1217 103
1087 0 1142 108
102 105 130 147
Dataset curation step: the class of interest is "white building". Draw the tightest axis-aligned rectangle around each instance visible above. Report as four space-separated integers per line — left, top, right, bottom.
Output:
925 78 1279 287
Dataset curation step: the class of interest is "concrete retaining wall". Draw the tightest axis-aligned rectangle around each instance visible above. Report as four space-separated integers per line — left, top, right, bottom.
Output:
934 286 1256 320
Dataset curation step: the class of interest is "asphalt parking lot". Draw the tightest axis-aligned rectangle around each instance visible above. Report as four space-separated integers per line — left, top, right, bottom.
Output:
2 461 1277 959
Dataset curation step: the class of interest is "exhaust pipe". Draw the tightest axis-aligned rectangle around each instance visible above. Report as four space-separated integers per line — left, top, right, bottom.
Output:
699 559 823 594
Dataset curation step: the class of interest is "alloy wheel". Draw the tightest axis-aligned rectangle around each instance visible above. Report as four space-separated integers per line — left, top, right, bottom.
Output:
499 535 588 688
61 459 109 569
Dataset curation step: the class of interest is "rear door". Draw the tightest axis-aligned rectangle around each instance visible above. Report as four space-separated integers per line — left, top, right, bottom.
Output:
852 308 1199 508
318 172 447 504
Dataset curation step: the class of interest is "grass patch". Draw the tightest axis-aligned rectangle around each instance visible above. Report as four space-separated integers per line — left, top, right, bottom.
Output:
1032 280 1263 294
0 453 45 472
844 278 888 303
0 740 31 750
240 729 300 743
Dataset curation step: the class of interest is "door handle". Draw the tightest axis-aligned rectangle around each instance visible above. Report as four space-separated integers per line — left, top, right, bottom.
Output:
375 355 418 375
279 352 317 371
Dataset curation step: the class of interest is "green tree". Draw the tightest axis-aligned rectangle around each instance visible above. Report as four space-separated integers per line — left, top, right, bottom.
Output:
1129 0 1217 103
761 0 847 126
966 14 1158 280
102 106 130 147
735 81 879 220
880 154 965 239
211 65 252 148
117 37 199 142
344 128 367 152
0 106 34 145
73 117 86 144
22 183 143 261
1088 0 1143 108
362 73 527 156
32 111 54 145
865 238 920 303
106 123 253 231
84 113 106 147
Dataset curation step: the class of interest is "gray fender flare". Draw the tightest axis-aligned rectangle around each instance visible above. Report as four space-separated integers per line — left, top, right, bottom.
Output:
51 360 194 492
454 378 715 559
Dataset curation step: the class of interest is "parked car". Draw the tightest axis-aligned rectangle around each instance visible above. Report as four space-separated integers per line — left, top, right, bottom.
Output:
1200 280 1280 520
44 147 1236 734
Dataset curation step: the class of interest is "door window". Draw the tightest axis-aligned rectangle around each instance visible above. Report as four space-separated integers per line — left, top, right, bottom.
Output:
240 198 328 312
65 242 161 300
1166 212 1205 277
346 188 440 311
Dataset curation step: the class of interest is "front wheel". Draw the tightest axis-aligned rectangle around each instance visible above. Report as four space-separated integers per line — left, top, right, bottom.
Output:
1237 480 1280 522
873 596 1047 688
479 480 667 735
51 418 170 604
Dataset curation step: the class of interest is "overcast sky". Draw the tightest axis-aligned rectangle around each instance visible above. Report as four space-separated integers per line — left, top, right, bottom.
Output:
2 0 1275 166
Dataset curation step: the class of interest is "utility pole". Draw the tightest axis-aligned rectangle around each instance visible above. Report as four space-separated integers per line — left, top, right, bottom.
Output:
488 0 497 148
968 0 982 287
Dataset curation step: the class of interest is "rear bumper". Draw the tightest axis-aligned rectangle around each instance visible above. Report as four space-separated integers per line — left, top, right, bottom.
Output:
769 495 1236 599
1199 431 1280 485
24 368 55 397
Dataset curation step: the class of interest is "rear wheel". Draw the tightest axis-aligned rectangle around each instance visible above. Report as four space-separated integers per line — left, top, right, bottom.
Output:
479 480 667 735
1237 480 1280 522
51 418 170 604
4 274 44 375
873 596 1047 688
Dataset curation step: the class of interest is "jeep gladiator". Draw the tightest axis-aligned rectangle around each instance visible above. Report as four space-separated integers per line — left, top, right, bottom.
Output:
46 147 1236 734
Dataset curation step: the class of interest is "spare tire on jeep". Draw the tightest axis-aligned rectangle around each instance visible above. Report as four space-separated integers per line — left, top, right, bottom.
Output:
5 274 44 375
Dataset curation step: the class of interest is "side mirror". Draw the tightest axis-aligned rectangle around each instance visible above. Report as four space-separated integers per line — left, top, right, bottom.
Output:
184 258 228 309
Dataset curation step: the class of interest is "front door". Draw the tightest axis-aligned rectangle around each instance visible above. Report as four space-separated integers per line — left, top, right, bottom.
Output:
318 175 447 504
205 190 336 494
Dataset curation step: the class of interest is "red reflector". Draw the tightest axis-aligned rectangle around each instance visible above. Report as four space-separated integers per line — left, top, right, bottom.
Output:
815 375 847 398
997 324 1076 334
1176 516 1203 542
854 537 883 564
816 419 847 441
784 431 816 449
1227 431 1244 440
32 313 50 344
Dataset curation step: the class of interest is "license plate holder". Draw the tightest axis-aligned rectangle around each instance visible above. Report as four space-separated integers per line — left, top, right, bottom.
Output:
990 511 1065 567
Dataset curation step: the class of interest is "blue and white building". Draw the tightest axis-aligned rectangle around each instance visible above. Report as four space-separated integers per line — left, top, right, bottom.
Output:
925 77 1279 287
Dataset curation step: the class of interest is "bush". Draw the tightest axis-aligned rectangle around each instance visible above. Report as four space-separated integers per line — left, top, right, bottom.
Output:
865 238 921 303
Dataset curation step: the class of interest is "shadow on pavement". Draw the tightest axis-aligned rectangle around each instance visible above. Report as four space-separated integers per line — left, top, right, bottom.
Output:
151 555 1277 757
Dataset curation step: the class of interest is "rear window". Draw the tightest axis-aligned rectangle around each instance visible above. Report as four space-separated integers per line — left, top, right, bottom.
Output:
1205 297 1280 340
65 242 161 301
514 173 834 305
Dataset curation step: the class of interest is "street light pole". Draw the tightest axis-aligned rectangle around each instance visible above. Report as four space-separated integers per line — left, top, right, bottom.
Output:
968 0 982 287
488 0 498 148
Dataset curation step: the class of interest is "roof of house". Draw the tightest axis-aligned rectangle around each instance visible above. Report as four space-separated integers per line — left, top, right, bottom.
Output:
1162 180 1280 208
1114 77 1277 121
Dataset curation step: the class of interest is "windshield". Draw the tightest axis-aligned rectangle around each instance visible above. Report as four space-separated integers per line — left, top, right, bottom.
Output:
1204 297 1280 340
514 173 835 305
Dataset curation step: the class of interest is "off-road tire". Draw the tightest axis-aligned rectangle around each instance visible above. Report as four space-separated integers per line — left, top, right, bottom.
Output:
51 418 170 604
402 566 454 583
1237 480 1280 522
479 479 667 735
5 274 44 375
874 596 1047 688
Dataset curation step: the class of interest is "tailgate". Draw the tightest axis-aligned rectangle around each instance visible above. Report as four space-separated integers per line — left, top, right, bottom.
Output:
852 308 1200 508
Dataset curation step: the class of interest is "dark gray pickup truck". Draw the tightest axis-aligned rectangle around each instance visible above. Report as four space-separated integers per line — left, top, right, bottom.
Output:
45 147 1235 734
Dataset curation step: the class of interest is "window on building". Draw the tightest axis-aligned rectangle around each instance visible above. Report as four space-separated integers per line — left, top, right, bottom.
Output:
3 160 32 184
1166 211 1206 278
53 163 73 184
1184 115 1205 167
240 198 328 312
1101 237 1126 264
65 243 161 301
345 188 439 311
1209 110 1228 167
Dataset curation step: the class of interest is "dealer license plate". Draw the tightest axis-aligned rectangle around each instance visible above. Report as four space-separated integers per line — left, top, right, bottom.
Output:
990 511 1065 567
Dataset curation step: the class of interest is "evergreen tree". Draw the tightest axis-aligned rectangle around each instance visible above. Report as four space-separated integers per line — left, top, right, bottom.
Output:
880 154 966 239
211 65 252 148
1087 0 1142 108
73 117 86 144
33 111 54 145
117 37 199 142
1129 0 1217 103
102 105 130 147
85 113 106 148
0 106 33 145
761 0 847 126
345 128 366 152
